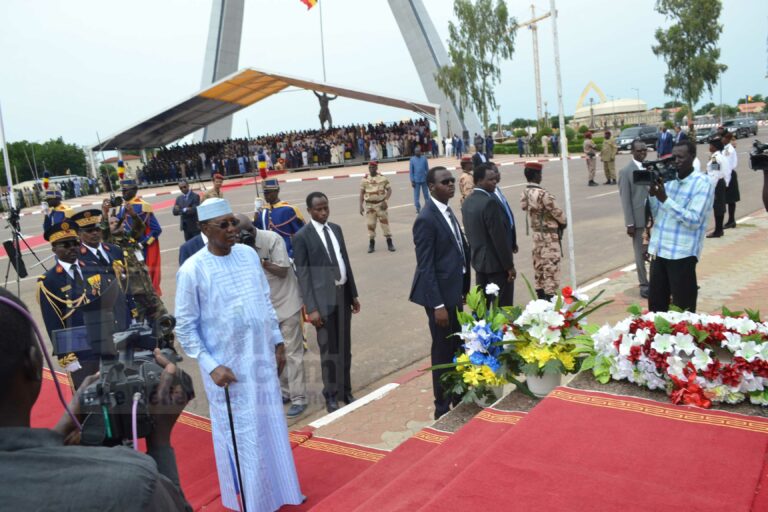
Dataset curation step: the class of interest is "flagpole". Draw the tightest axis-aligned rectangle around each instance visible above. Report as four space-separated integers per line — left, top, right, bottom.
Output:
0 101 17 211
318 0 327 82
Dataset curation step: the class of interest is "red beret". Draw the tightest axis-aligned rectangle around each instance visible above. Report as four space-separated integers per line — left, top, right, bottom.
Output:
524 162 543 171
460 156 472 162
213 173 224 180
368 160 378 166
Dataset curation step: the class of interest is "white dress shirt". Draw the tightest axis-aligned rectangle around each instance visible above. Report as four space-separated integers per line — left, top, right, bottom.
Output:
57 259 83 281
310 219 347 285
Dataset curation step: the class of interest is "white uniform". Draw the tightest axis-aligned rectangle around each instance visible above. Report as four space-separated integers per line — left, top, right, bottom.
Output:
175 244 303 511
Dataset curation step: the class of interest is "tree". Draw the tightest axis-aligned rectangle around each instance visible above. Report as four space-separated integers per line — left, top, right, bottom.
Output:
0 138 85 187
696 102 716 116
652 0 727 134
673 105 689 124
435 0 517 131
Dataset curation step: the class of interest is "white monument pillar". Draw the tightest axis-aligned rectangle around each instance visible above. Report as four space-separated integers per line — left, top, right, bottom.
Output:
197 0 245 142
388 0 483 140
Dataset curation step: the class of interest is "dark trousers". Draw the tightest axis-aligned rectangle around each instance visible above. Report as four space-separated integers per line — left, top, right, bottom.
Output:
425 306 462 419
315 286 352 401
648 256 698 312
476 271 514 307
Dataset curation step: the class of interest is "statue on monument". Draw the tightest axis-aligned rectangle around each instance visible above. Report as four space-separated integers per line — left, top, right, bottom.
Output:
314 91 337 130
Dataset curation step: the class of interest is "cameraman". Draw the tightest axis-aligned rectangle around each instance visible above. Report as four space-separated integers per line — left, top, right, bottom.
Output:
0 288 191 511
647 140 714 312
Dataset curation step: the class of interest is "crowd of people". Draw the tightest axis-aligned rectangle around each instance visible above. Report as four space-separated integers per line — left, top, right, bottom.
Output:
136 118 436 185
6 119 753 510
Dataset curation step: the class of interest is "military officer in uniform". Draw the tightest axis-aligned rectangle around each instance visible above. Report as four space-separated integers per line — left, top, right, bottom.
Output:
42 190 73 232
254 178 306 258
359 161 395 253
37 221 110 389
116 179 163 294
203 173 225 200
520 162 568 300
71 209 125 275
458 156 474 204
601 130 618 185
101 199 170 334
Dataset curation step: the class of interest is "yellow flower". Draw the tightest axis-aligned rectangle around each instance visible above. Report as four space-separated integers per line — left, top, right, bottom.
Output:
556 350 576 371
461 366 482 387
534 347 555 368
456 353 470 372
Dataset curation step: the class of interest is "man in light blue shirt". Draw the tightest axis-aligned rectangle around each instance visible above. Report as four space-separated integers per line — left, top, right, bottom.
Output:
409 146 430 213
647 140 714 312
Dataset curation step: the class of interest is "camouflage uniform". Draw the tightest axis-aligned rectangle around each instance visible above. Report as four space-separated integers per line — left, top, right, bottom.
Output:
361 174 392 239
100 213 168 324
459 171 474 204
521 184 567 296
600 137 618 182
583 138 598 182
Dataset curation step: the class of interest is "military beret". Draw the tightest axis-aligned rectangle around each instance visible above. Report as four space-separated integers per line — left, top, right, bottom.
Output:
460 156 472 162
368 160 378 166
524 162 543 171
213 173 224 180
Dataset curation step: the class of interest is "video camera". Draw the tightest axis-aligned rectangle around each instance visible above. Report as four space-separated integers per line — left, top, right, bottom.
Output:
107 193 124 208
51 280 194 446
633 156 677 185
749 139 768 171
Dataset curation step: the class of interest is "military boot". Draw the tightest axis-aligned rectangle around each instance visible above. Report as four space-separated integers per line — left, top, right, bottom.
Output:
386 237 395 252
368 239 375 253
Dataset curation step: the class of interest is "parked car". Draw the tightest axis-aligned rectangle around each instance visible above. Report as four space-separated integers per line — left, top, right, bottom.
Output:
695 127 718 144
616 125 660 151
722 118 758 138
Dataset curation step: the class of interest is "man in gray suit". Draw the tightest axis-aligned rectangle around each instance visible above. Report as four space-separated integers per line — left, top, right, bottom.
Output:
618 140 651 298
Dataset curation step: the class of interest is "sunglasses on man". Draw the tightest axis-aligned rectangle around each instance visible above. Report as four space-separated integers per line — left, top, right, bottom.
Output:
206 218 241 230
54 240 80 249
439 178 456 185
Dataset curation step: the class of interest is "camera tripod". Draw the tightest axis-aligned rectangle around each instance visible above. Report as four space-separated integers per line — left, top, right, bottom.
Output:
3 207 49 295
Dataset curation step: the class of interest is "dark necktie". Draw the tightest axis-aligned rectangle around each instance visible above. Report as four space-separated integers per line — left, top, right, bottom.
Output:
71 268 84 297
97 249 109 266
322 226 342 281
446 207 464 258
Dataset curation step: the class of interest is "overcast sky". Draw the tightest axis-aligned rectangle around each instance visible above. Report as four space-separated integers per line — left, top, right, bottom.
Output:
0 0 766 148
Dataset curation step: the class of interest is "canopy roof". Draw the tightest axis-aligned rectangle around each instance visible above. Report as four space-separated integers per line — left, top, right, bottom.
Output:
92 67 440 151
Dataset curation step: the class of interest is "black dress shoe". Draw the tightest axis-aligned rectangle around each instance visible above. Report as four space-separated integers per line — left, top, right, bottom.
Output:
640 289 649 299
588 181 599 187
342 393 356 404
723 221 737 229
603 181 611 185
706 231 724 238
326 399 340 413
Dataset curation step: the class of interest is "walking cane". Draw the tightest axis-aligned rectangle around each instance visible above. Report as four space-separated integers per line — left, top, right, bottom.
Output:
225 385 247 512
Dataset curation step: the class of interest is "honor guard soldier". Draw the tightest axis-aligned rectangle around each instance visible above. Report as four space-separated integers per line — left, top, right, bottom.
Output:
37 221 108 389
520 162 568 300
100 199 170 331
359 161 395 253
42 190 73 232
255 178 305 258
458 156 474 204
116 179 163 294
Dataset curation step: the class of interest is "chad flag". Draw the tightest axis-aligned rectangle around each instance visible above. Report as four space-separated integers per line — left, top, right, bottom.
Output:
300 0 317 9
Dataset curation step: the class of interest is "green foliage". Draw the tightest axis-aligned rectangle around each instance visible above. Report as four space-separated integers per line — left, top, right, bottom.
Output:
565 127 576 141
578 125 589 134
652 0 727 129
436 0 517 130
745 309 762 323
539 126 553 137
627 304 643 316
510 118 533 129
654 315 672 334
673 105 689 123
0 138 86 186
513 129 528 138
696 102 716 116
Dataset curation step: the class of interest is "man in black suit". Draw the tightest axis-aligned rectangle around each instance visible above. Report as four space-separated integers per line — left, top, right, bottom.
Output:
461 164 516 306
178 233 205 266
172 180 201 241
293 192 361 413
471 136 488 169
410 167 471 419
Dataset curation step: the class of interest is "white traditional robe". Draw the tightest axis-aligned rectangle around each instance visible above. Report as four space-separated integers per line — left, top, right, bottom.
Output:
175 244 303 511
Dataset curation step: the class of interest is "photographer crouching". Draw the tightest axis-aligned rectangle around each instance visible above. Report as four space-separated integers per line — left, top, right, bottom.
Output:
647 140 715 312
0 288 191 511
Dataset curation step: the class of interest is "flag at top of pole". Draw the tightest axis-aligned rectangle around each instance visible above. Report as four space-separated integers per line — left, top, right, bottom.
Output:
301 0 318 9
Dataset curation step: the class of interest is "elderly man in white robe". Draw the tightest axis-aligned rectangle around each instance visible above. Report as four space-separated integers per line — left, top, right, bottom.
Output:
175 198 303 511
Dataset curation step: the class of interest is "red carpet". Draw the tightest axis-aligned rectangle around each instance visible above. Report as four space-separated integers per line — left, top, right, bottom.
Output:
420 387 768 512
285 436 389 511
335 408 527 512
310 427 453 512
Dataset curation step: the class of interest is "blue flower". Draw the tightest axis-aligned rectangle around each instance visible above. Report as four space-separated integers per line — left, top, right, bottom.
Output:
469 352 486 366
